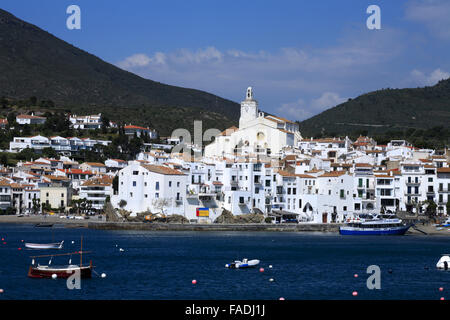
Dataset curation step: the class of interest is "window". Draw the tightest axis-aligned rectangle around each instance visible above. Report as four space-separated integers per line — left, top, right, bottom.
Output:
177 182 180 187
133 171 139 175
133 181 136 187
169 181 172 187
156 182 159 190
155 193 159 198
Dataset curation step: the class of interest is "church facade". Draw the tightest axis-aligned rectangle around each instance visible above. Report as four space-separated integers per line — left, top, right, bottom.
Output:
204 87 302 158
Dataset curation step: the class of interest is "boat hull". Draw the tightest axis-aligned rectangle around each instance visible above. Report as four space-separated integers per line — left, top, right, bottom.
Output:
28 263 92 279
25 241 64 250
339 225 410 235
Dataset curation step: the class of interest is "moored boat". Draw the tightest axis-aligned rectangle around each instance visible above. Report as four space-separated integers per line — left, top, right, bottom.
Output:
226 258 260 269
339 213 411 235
25 241 64 250
28 262 93 279
436 254 450 270
27 237 93 279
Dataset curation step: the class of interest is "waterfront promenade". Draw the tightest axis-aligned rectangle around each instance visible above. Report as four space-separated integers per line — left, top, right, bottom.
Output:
0 215 449 235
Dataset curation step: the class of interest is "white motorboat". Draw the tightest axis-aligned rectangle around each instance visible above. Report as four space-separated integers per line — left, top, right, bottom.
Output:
436 254 450 270
25 241 64 250
225 258 260 269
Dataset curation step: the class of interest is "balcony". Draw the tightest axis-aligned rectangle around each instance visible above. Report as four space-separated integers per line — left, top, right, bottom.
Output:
438 188 449 193
404 192 421 197
405 181 421 186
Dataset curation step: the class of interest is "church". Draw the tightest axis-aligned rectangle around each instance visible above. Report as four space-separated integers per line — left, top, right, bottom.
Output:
204 87 302 158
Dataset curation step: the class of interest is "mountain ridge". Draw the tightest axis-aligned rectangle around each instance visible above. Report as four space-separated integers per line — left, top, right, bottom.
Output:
0 8 240 130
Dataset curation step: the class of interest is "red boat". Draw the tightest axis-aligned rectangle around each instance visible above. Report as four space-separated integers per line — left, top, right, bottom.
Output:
28 237 93 279
27 261 93 279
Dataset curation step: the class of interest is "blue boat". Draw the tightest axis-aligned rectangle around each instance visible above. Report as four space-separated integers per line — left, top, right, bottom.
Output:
339 213 411 235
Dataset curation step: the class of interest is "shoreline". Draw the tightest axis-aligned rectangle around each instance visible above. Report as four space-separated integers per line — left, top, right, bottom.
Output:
0 215 449 235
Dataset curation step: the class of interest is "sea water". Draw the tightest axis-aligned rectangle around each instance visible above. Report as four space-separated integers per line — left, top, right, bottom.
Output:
0 223 449 300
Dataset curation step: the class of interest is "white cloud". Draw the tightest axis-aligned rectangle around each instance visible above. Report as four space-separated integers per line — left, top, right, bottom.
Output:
310 92 346 110
117 52 166 69
277 92 346 121
410 68 450 86
406 0 450 39
115 27 405 119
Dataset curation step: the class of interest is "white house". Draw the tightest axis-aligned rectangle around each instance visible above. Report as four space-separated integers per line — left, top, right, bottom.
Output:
112 162 187 216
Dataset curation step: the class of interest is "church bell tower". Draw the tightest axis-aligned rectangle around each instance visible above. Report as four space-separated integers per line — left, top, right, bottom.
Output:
239 87 258 129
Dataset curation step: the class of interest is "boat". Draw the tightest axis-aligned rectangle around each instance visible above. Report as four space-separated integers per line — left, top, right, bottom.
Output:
27 237 93 279
25 241 64 250
339 213 411 235
436 218 450 228
34 223 54 228
436 254 450 270
225 258 260 269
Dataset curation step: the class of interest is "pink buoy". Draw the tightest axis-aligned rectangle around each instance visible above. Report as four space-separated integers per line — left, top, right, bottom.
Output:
0 289 3 293
18 247 22 251
354 274 358 278
440 297 445 300
439 287 444 292
259 268 264 273
352 291 358 297
192 280 197 285
279 297 285 300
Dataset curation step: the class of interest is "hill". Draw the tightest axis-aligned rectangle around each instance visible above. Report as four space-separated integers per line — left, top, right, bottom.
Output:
298 79 450 147
0 9 239 134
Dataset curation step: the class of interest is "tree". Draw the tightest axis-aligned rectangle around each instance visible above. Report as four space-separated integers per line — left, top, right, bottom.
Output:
0 153 8 167
424 200 438 221
152 198 171 215
118 199 127 209
32 198 41 215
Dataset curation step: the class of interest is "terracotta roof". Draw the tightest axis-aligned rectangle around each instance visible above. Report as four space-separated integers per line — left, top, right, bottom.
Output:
355 163 373 167
212 181 223 185
124 125 151 130
265 115 295 124
83 162 106 167
0 179 11 186
81 176 113 187
437 167 450 173
318 171 347 178
17 114 46 119
218 126 238 136
142 164 185 175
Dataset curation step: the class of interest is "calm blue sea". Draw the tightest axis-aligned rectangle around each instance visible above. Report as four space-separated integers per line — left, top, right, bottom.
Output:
0 223 449 300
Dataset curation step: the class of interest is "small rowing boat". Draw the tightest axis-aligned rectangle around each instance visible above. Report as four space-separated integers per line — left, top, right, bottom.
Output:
226 258 260 269
25 241 64 250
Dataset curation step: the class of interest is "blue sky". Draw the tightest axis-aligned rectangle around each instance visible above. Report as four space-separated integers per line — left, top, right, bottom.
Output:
2 0 450 121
